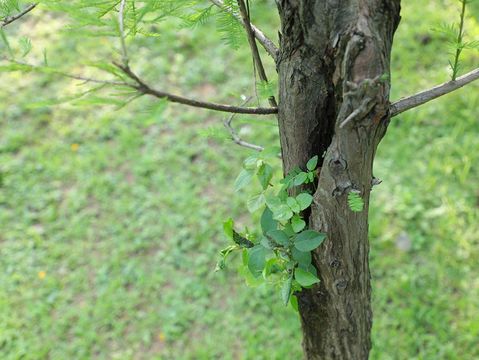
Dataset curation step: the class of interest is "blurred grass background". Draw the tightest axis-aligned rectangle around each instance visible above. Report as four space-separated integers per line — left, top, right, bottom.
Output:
0 0 478 359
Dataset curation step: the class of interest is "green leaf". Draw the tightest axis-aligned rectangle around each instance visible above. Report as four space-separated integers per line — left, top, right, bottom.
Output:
294 230 326 252
263 257 282 277
247 193 265 213
296 193 313 211
272 204 293 222
265 193 282 211
347 191 364 212
257 163 273 190
281 275 293 306
291 215 306 233
248 245 266 277
260 207 277 234
306 155 319 171
293 172 308 186
290 295 299 312
267 229 290 247
243 155 259 170
295 267 320 287
234 169 254 192
292 247 312 266
223 218 234 239
286 197 300 213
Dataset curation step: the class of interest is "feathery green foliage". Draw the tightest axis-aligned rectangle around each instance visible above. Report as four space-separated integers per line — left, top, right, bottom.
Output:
436 0 479 80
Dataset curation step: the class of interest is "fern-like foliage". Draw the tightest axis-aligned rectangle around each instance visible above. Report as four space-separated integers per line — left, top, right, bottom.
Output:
435 0 479 80
0 0 20 19
215 0 244 49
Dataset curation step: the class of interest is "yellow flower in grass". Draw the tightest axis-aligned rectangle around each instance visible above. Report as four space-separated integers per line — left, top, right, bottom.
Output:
70 143 79 152
38 271 46 280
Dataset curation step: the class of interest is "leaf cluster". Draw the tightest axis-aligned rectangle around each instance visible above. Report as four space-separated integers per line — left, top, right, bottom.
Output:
218 153 326 308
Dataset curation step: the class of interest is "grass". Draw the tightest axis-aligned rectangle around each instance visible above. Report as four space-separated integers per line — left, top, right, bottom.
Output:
0 0 478 359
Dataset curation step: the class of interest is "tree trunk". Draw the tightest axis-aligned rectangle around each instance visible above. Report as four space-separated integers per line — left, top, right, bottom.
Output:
276 1 401 358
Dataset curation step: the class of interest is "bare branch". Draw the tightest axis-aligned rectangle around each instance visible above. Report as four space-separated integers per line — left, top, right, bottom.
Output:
114 62 278 115
1 2 38 28
118 0 129 66
210 0 278 60
237 0 277 108
390 68 479 117
224 96 264 151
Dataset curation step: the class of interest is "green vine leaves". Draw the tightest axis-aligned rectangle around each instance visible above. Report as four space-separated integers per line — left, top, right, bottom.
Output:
217 152 327 308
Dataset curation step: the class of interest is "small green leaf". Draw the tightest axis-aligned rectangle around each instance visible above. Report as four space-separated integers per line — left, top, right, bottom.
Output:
248 245 267 277
296 193 313 211
347 191 364 212
293 172 308 186
257 163 273 190
294 230 326 252
267 229 290 247
307 171 315 183
263 258 279 277
223 218 234 239
265 193 282 211
282 275 293 306
234 169 254 192
272 204 294 222
260 207 277 234
291 215 306 233
286 197 300 213
292 247 312 266
295 267 320 287
290 295 299 311
243 155 259 170
306 155 319 171
247 193 265 213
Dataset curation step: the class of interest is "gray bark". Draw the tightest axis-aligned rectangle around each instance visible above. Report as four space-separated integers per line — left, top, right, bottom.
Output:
276 1 401 358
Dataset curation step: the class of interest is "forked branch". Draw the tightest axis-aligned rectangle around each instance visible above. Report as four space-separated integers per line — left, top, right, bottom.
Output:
223 97 265 151
1 2 38 28
210 0 278 60
390 68 479 117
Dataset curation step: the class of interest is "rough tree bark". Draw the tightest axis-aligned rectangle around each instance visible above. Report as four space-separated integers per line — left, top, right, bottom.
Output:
276 1 401 358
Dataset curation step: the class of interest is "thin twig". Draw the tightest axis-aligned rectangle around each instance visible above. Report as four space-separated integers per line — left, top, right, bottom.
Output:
237 0 277 108
390 68 479 117
3 58 131 86
118 0 129 66
114 62 278 115
1 2 38 28
223 96 264 151
210 0 278 60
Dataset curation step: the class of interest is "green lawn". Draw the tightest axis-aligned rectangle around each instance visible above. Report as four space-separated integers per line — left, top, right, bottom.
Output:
1 1 478 359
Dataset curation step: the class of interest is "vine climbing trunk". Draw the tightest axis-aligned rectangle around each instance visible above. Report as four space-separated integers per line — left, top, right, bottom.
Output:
276 1 401 359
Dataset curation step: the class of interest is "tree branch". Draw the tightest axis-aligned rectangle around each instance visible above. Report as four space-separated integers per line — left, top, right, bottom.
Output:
2 59 131 86
390 68 479 117
210 0 278 60
237 0 277 108
114 62 278 115
223 97 264 151
1 2 38 28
